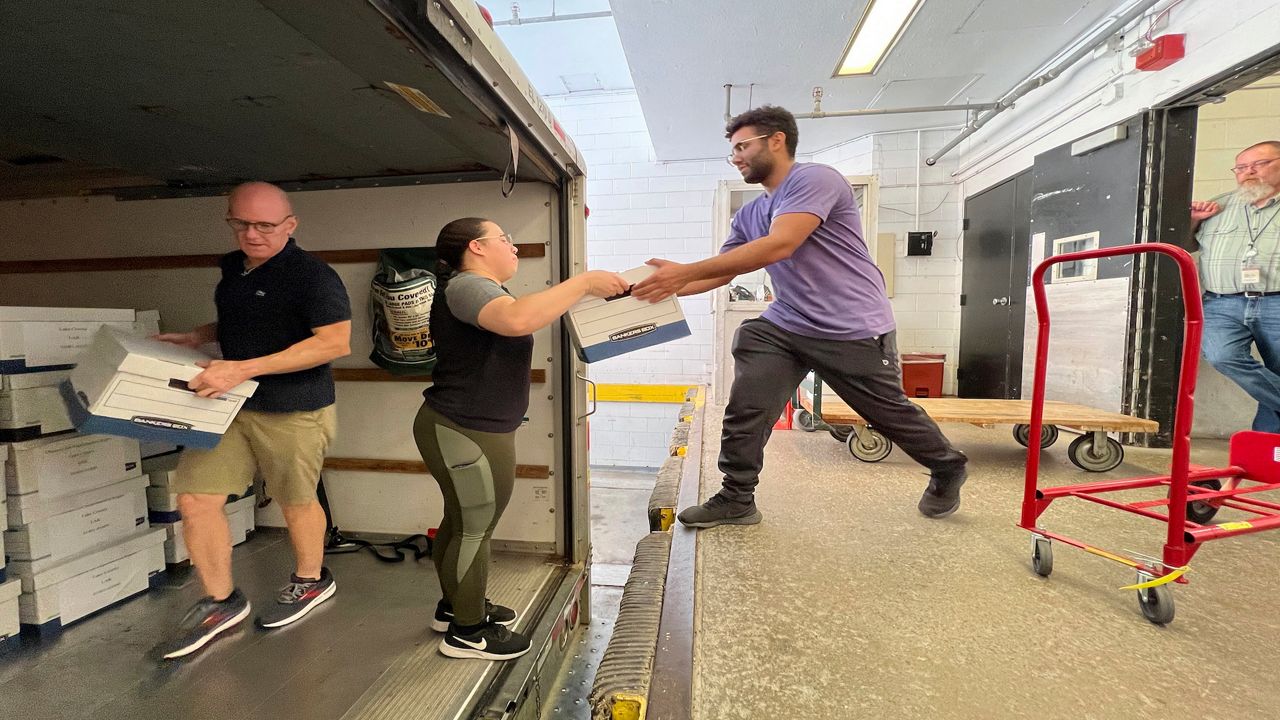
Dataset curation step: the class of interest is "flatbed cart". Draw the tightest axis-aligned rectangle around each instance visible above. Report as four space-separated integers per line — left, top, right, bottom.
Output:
797 388 1157 472
1022 242 1280 625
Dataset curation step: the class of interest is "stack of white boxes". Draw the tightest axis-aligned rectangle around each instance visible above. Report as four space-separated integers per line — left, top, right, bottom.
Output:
1 306 167 639
143 452 257 568
1 444 20 651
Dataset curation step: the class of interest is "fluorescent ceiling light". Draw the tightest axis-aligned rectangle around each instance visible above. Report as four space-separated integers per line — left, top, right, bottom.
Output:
834 0 925 76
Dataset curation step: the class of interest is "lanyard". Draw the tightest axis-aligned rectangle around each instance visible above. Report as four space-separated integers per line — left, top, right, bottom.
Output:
1244 200 1280 253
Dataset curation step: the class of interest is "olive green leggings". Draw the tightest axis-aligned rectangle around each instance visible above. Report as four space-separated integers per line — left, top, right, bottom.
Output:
413 403 516 627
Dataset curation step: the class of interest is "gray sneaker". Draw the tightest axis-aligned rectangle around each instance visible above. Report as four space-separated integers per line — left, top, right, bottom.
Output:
918 467 967 518
677 494 762 528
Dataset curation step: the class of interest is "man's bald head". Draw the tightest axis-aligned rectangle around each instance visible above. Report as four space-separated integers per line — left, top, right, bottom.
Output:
226 182 298 267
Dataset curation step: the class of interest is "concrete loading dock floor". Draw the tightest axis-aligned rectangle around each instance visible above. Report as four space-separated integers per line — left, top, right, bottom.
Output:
690 412 1278 719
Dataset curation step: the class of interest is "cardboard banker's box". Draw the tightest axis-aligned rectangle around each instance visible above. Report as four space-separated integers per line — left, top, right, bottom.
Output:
65 328 258 449
566 266 691 363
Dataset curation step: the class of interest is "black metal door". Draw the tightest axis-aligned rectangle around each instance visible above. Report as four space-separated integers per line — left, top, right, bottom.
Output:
958 171 1032 398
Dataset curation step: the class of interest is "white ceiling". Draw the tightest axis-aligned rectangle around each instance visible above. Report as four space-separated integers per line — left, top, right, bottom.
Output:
491 0 635 95
609 0 1130 160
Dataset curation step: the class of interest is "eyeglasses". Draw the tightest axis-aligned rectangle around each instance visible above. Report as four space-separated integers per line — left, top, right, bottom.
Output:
1231 158 1278 175
725 133 775 163
474 232 517 252
226 214 294 233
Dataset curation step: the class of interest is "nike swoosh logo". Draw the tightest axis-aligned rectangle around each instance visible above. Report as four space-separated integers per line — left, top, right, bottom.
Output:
455 636 487 650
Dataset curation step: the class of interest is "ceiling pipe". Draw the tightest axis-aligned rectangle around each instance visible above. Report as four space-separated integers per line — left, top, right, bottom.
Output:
924 0 1166 166
722 83 998 122
493 10 612 26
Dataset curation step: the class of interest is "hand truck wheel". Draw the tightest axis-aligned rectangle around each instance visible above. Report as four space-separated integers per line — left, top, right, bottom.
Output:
827 424 854 443
793 409 816 432
1136 574 1175 625
1031 536 1053 577
1013 423 1059 449
1067 433 1124 472
1186 479 1223 525
847 427 892 463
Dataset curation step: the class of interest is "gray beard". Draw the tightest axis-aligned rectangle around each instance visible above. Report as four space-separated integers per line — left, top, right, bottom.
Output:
1236 181 1278 204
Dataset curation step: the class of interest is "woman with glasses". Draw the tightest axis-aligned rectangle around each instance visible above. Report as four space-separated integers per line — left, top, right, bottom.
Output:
416 217 628 660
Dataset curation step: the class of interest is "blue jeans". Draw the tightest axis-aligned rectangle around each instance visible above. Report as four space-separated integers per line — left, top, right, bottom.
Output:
1202 294 1280 432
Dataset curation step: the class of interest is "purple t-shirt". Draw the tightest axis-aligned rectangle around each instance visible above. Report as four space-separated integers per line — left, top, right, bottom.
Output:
722 163 895 340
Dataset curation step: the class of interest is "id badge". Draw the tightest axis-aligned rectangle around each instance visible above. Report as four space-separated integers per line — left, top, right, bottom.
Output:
1242 264 1262 286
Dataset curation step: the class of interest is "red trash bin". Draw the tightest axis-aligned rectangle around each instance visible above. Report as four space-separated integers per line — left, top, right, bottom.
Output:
900 353 945 398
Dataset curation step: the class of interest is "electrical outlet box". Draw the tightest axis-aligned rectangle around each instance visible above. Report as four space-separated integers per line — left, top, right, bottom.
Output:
907 231 934 257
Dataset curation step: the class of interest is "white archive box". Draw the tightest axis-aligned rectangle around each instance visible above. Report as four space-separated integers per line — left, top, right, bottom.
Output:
0 306 139 373
4 476 149 563
155 494 253 566
1 577 19 645
65 327 258 449
565 265 691 363
0 369 75 442
227 494 256 540
5 433 141 497
13 527 165 628
157 520 188 564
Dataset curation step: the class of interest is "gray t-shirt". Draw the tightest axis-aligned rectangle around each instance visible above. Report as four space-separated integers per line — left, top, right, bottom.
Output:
424 271 535 433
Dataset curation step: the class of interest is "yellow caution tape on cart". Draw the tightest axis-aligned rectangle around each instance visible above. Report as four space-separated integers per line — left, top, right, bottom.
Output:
1082 545 1139 568
1119 566 1188 591
1217 521 1253 531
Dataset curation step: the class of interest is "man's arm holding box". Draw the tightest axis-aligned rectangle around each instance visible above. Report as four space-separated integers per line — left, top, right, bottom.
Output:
185 321 352 398
632 213 821 301
155 323 218 349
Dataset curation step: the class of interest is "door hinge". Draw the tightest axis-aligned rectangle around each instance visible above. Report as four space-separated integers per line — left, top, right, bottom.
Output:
962 218 971 231
959 294 967 306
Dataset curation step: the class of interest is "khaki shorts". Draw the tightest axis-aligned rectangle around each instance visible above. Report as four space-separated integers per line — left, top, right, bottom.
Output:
175 406 337 506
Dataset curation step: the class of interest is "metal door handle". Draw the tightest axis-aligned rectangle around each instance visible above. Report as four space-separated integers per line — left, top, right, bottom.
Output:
577 372 597 418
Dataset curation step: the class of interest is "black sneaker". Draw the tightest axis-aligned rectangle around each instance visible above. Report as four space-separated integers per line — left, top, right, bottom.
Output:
256 567 336 628
918 466 967 518
160 589 251 660
430 598 518 632
439 621 531 660
677 493 762 528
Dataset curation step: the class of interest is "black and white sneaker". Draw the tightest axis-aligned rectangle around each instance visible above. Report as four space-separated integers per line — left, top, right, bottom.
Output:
256 567 336 628
160 589 251 660
430 598 518 632
439 621 531 660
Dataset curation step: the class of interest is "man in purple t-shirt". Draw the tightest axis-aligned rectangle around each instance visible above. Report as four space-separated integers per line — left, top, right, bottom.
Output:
633 106 967 527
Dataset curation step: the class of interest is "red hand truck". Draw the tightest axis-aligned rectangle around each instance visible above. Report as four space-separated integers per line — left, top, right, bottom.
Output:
1021 242 1280 625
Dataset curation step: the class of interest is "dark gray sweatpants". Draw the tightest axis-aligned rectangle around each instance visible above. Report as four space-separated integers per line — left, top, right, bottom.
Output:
718 318 966 503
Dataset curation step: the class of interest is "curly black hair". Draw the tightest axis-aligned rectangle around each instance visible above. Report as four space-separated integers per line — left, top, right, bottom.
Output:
725 105 798 158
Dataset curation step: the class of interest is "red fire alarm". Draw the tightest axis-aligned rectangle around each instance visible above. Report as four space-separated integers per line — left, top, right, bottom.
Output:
1136 34 1185 71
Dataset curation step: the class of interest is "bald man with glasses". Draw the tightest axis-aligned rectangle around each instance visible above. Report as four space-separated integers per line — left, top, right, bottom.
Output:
1191 140 1280 432
155 181 352 659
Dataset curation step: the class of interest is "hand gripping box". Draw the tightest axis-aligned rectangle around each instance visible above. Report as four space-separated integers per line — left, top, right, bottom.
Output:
565 266 691 363
0 369 75 442
64 327 258 449
0 306 139 374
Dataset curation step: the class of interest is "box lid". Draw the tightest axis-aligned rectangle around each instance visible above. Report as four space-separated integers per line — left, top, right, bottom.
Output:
93 328 258 397
8 527 165 587
0 369 72 391
0 307 136 323
6 475 147 524
0 576 20 603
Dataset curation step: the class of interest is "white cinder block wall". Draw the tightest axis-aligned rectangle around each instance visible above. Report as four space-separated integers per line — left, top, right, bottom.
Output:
556 89 973 466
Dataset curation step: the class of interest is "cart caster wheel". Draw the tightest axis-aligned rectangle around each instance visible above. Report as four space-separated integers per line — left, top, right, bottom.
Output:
1187 479 1223 525
793 409 816 432
1013 424 1060 449
1031 537 1053 577
828 425 854 443
847 427 893 462
1137 578 1175 625
1067 434 1124 472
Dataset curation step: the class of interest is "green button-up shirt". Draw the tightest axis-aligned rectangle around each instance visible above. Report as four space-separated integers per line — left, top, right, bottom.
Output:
1196 193 1280 293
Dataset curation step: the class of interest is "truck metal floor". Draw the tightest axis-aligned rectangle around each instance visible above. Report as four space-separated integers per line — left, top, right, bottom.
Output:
0 532 555 720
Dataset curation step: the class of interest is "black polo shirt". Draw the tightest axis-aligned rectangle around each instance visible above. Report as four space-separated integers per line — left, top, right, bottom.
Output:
215 238 351 412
